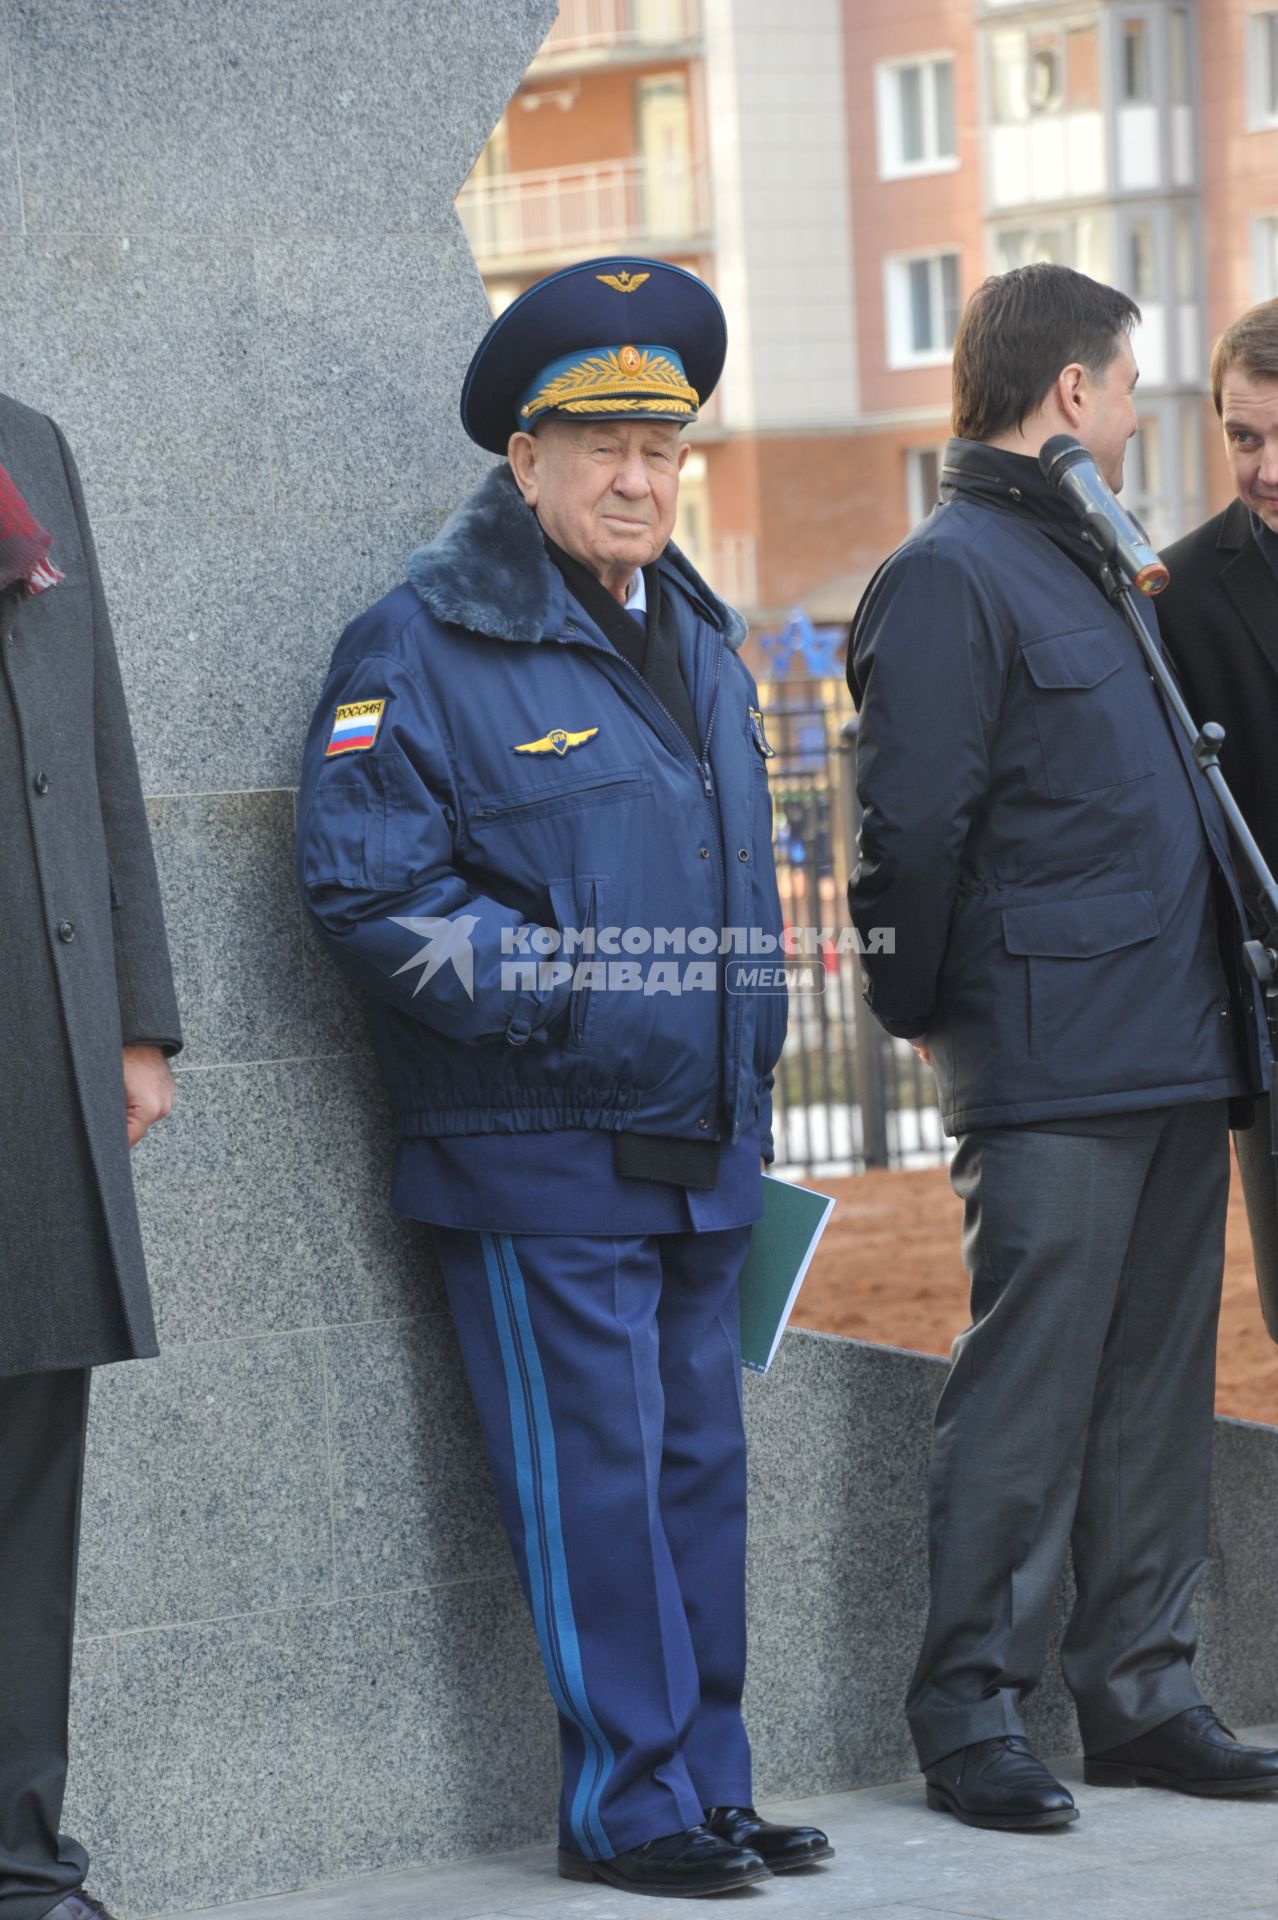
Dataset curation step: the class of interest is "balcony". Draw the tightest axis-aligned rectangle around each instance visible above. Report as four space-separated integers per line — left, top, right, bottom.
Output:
530 0 703 73
457 157 712 275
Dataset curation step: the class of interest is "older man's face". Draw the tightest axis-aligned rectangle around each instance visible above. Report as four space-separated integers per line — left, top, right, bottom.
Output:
1220 367 1278 533
508 416 688 597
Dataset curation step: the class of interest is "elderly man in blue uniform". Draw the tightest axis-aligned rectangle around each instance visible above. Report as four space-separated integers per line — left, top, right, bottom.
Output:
297 258 831 1899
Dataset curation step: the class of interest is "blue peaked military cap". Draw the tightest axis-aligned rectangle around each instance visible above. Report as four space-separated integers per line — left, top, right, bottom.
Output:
460 255 728 456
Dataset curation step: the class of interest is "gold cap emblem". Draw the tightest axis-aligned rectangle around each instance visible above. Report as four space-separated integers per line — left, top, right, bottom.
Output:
618 344 641 372
596 271 650 294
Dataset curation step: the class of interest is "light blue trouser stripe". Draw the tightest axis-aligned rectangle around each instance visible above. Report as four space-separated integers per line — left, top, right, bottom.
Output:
481 1231 616 1859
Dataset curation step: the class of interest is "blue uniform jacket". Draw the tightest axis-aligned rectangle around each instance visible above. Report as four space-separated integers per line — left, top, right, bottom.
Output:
297 465 786 1154
848 439 1268 1134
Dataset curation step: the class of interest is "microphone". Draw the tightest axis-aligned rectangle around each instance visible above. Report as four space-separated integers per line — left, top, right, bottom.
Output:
1038 434 1170 596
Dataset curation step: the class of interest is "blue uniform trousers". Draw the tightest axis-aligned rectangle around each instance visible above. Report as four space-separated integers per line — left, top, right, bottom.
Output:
435 1223 754 1860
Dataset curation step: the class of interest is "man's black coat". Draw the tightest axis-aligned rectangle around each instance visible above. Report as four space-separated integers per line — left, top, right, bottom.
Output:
0 393 182 1377
1159 496 1278 1337
1159 498 1278 887
847 439 1265 1135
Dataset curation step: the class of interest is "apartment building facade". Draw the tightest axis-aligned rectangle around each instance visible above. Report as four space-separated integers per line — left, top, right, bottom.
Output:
457 0 1278 647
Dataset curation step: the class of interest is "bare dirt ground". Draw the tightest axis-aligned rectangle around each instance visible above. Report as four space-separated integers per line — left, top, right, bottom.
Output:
792 1148 1278 1426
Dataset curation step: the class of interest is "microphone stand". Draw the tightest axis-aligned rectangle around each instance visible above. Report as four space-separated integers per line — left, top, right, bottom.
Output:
1088 514 1278 1212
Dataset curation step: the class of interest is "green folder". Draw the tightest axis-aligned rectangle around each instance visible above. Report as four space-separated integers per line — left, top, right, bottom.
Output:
738 1175 837 1374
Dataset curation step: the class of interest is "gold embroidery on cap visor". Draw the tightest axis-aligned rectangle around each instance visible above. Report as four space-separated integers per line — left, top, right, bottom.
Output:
520 348 699 423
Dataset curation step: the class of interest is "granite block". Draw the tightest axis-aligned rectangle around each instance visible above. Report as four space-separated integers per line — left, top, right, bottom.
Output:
325 1314 509 1600
0 236 268 517
132 1056 441 1348
1196 1417 1278 1726
746 1519 929 1797
254 232 495 516
98 516 372 797
147 791 308 1068
110 1581 558 1916
78 1335 333 1634
356 508 486 609
11 0 556 234
62 1636 127 1917
746 1332 943 1539
0 18 20 234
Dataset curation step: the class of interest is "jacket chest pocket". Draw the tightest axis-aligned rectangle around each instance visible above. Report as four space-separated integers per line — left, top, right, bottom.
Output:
1020 628 1154 799
470 764 651 827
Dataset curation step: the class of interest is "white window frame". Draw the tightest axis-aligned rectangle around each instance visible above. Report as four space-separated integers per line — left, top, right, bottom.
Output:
875 53 960 179
905 446 947 527
1248 10 1278 129
884 249 963 370
1253 213 1278 299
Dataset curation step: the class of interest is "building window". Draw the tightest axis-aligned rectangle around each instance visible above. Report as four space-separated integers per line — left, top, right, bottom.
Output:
1175 210 1197 302
992 219 1109 283
1129 417 1162 504
1066 24 1102 112
1169 9 1191 107
1249 12 1278 126
991 24 1101 123
886 253 962 367
876 56 957 176
990 30 1029 124
1122 17 1151 103
1254 215 1278 299
1128 221 1157 300
1029 31 1063 113
995 226 1070 272
905 448 945 526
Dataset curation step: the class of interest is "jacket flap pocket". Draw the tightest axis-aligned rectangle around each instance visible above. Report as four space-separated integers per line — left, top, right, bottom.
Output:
1003 889 1160 958
1021 629 1122 691
473 765 649 820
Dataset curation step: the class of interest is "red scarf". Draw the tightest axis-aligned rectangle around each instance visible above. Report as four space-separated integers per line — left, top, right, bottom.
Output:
0 462 63 595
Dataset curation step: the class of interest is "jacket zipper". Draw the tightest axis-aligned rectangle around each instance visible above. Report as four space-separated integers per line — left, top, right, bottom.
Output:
557 624 732 1139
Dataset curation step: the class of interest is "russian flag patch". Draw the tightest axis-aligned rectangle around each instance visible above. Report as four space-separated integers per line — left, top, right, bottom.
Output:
326 698 386 757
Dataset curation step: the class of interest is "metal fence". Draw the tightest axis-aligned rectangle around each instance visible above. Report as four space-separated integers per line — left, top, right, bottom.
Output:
762 697 948 1178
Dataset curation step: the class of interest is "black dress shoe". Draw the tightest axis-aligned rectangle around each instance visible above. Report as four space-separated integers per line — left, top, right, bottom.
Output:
704 1805 833 1870
43 1896 117 1920
1085 1706 1278 1796
558 1822 769 1897
925 1735 1078 1830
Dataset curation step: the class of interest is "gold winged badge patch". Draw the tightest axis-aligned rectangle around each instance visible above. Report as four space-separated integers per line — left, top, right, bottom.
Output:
596 271 650 294
513 726 600 758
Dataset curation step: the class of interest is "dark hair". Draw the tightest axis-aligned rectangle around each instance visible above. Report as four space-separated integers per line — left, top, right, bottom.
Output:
951 264 1140 441
1209 298 1278 415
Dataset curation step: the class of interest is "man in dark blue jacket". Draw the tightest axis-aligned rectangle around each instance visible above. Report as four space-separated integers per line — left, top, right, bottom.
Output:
298 258 828 1899
848 263 1276 1830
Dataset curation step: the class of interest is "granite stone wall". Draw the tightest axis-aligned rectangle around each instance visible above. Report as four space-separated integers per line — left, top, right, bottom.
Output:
3 6 1277 1918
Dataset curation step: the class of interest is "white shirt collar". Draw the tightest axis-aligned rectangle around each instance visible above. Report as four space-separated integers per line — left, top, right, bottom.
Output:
624 569 648 614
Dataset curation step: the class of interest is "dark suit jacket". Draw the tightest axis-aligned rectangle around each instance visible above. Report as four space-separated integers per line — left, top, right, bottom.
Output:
1160 497 1278 1339
0 393 182 1377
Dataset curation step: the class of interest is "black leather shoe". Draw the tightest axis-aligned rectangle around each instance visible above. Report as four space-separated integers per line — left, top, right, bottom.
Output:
1085 1706 1278 1796
558 1823 770 1897
925 1735 1078 1830
43 1896 117 1920
704 1805 833 1870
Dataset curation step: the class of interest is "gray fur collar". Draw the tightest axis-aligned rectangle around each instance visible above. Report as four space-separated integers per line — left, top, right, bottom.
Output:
405 463 747 650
